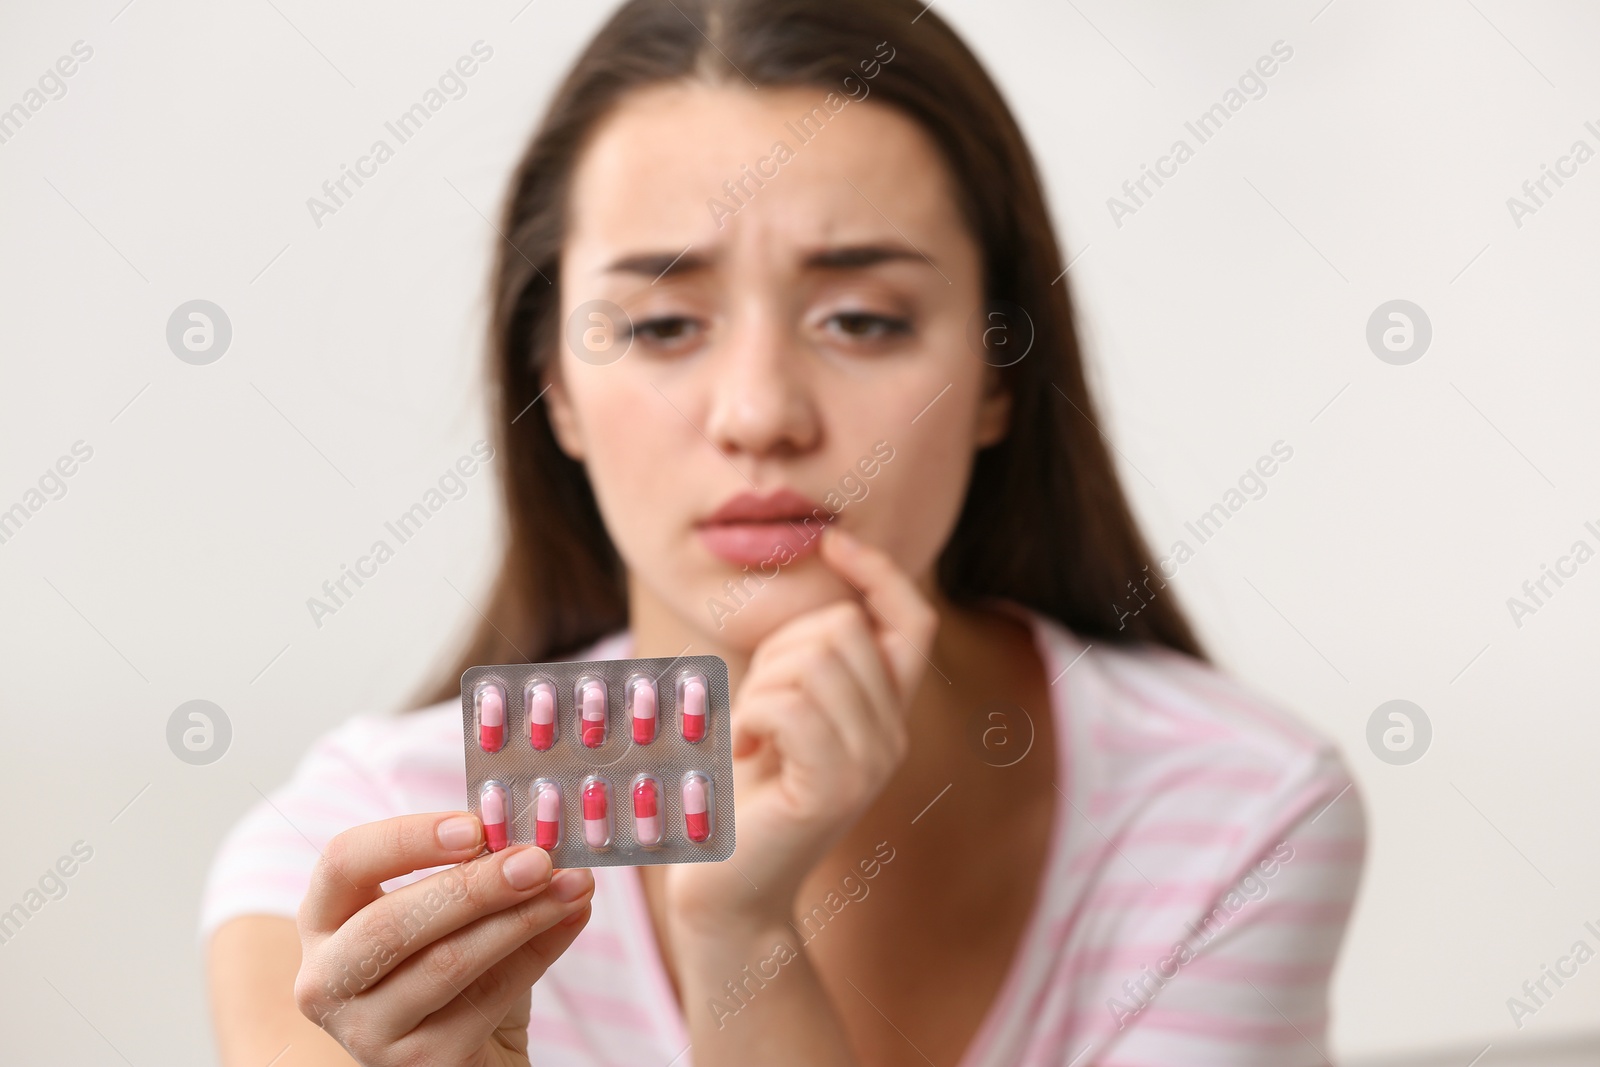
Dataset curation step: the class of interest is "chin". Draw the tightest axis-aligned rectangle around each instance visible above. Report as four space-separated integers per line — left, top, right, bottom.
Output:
692 565 852 650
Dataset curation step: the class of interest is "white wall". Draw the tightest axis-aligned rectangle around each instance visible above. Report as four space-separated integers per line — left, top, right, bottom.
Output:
1 1 1596 1063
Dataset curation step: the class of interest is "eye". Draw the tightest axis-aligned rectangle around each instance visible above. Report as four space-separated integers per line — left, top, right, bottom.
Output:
629 316 704 351
825 311 912 341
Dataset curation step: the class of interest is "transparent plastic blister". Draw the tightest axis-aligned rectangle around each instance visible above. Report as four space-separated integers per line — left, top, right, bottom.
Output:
524 675 557 751
474 680 507 753
461 655 735 867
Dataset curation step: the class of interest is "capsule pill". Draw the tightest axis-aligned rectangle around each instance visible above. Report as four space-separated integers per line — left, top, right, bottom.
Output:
534 781 561 851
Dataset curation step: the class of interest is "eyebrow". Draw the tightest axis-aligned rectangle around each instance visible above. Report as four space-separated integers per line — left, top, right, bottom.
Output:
603 243 935 280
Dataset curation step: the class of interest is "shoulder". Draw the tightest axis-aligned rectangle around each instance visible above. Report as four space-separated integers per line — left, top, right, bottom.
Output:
1057 620 1331 764
1035 614 1367 868
969 615 1367 1060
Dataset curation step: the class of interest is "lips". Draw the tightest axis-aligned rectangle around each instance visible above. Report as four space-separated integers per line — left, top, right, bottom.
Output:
696 489 834 567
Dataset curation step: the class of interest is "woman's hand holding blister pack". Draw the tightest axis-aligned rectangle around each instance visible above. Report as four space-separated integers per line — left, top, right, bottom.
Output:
292 811 593 1067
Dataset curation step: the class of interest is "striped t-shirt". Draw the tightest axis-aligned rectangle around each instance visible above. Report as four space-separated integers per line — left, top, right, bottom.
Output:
199 606 1366 1065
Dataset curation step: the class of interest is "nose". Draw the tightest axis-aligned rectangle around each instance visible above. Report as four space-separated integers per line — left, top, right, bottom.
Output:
702 308 820 459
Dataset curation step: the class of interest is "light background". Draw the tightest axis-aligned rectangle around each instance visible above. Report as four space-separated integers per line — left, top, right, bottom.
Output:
1 1 1597 1064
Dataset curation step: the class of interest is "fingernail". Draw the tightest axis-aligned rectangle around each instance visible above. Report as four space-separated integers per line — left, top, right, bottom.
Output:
503 848 551 891
550 868 594 902
560 904 591 927
437 816 480 851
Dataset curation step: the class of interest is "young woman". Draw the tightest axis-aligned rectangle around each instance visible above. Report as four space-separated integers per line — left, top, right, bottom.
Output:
203 1 1366 1064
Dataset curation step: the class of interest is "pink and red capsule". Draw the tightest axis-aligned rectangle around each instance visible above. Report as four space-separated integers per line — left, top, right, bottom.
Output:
577 678 607 748
534 780 562 851
681 771 712 842
475 683 507 753
632 775 662 847
677 674 708 744
526 679 556 751
628 677 657 745
582 777 611 848
479 781 510 852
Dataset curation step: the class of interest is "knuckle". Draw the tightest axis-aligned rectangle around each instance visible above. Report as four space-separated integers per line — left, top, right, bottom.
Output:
798 641 841 678
363 907 411 958
293 965 358 1039
389 1035 438 1067
509 895 554 939
420 933 474 992
458 852 501 909
318 831 354 875
804 602 852 638
443 854 484 902
829 600 871 631
783 690 823 725
472 953 513 1004
748 642 787 680
378 816 413 860
335 1018 383 1062
530 910 587 966
292 966 325 1021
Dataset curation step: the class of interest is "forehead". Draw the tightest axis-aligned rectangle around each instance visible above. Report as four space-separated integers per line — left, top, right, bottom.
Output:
564 81 967 265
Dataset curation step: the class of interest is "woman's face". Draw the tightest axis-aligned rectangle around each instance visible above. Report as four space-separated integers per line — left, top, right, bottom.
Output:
547 80 1009 649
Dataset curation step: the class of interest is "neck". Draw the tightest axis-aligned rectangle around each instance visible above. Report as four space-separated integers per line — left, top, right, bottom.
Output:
626 581 759 691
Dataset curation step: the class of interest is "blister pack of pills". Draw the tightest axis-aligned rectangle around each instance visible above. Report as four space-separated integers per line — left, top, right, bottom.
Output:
460 655 735 868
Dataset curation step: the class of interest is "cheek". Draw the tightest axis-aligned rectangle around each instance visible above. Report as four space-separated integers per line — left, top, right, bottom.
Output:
561 367 684 557
866 417 977 573
833 369 985 579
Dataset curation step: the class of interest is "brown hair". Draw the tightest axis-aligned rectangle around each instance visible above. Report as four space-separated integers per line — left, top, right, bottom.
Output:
418 0 1203 706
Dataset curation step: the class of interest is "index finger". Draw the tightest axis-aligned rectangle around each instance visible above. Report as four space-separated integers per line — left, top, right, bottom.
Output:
299 811 486 935
817 526 940 700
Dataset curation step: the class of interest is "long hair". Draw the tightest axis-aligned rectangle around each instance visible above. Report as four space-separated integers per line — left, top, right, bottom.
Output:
418 0 1203 707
